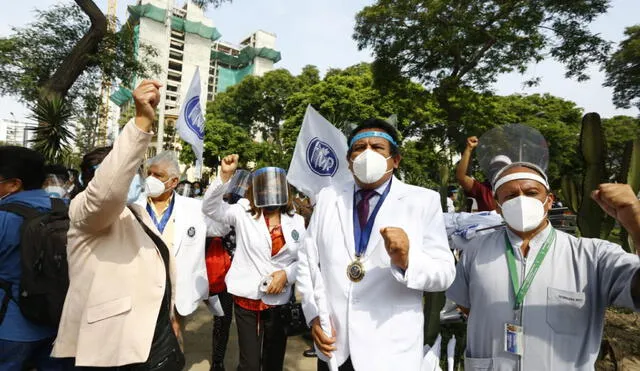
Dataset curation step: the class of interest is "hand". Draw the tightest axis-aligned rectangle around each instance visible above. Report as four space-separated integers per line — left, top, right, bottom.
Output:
380 227 410 271
592 183 640 249
311 317 337 358
466 136 479 150
220 154 239 183
133 80 162 132
266 270 287 294
171 315 184 351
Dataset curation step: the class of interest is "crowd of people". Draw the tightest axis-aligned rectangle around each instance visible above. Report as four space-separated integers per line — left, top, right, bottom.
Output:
1 80 639 371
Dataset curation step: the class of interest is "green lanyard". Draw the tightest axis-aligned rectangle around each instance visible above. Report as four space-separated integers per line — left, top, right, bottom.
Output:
505 229 556 310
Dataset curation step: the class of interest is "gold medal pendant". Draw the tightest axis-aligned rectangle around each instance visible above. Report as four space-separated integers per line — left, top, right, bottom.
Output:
347 258 365 282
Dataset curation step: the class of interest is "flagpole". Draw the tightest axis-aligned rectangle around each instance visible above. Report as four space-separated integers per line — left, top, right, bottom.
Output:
156 0 174 153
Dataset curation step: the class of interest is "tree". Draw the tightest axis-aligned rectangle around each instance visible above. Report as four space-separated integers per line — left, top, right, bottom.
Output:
604 25 640 111
490 93 584 188
1 0 229 103
28 97 75 163
353 0 612 147
602 115 640 180
203 67 321 169
282 63 436 147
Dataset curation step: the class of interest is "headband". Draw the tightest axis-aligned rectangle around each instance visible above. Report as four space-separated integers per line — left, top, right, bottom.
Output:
349 131 398 148
493 172 550 196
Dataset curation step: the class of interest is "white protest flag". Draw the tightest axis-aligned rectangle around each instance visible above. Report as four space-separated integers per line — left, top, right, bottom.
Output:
176 67 205 176
287 105 351 203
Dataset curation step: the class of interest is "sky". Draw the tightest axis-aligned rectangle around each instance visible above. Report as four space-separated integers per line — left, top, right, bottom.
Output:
1 0 638 123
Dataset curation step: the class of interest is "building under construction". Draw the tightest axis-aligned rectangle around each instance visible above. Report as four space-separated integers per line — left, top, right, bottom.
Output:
106 0 281 155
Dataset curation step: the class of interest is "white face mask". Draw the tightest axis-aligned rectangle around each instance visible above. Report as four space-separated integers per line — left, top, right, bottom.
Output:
145 176 172 198
351 149 392 185
45 186 68 199
499 195 549 232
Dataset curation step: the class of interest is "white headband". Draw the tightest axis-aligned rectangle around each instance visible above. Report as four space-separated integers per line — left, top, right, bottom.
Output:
493 172 549 195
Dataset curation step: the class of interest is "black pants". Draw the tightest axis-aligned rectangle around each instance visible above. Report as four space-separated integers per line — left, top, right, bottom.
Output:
317 357 354 371
234 303 287 371
211 290 234 366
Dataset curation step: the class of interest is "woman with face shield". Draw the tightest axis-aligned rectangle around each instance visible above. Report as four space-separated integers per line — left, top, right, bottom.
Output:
202 155 305 371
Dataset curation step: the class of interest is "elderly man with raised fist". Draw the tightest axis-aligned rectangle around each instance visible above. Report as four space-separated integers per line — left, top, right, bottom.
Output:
296 118 455 371
52 80 185 370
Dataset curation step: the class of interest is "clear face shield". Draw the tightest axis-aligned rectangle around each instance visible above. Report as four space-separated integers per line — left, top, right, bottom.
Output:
476 124 549 183
177 183 192 197
223 169 251 204
251 167 289 208
43 174 68 199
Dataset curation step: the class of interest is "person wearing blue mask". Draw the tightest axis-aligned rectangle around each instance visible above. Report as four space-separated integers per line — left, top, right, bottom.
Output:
52 80 185 369
0 146 72 370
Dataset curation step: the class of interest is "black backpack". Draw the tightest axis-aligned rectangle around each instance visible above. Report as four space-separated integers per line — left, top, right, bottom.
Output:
0 198 70 327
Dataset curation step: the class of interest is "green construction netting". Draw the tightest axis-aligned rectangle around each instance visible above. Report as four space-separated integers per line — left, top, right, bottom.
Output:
110 86 133 106
128 4 166 23
128 4 221 41
211 47 281 68
217 64 254 93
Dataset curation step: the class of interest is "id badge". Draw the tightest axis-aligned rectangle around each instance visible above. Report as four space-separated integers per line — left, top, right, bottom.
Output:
504 323 524 356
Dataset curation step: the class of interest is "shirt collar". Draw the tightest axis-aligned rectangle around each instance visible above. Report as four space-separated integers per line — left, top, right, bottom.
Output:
506 222 553 260
354 177 392 195
148 192 175 217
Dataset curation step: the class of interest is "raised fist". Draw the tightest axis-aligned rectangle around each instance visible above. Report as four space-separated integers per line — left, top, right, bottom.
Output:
220 154 239 183
133 80 162 126
466 136 479 149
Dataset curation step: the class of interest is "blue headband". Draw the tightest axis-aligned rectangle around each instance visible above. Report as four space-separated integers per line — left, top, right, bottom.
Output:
349 131 398 148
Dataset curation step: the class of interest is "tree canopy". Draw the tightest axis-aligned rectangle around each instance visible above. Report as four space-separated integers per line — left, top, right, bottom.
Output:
605 25 640 111
353 0 612 149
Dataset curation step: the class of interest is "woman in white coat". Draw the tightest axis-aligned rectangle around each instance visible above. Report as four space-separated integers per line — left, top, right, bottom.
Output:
202 154 305 371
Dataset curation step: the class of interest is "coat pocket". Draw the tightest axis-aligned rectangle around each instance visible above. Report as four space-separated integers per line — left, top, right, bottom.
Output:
87 296 132 323
464 356 492 370
546 287 586 335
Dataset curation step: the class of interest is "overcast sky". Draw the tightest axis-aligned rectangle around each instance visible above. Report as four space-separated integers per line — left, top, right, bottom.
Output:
1 0 638 122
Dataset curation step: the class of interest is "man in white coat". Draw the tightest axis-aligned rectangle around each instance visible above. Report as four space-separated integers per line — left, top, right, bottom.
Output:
141 151 208 346
296 118 456 371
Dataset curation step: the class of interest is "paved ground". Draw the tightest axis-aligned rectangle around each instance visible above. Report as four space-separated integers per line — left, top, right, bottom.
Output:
183 303 317 371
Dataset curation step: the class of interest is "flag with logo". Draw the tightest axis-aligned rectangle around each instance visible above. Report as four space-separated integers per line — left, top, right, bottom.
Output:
287 105 351 203
176 67 205 176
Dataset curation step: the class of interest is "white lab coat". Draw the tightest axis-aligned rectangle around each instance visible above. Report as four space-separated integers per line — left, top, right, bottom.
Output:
140 194 208 316
202 177 305 305
296 177 456 371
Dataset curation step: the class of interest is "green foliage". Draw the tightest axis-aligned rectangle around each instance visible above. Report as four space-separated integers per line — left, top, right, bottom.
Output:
604 25 640 111
602 116 640 179
28 97 75 164
491 94 584 188
73 92 101 155
354 0 611 89
354 0 611 149
282 63 438 151
0 2 157 109
190 0 232 10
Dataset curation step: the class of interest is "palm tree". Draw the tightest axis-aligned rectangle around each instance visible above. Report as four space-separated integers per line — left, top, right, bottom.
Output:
29 97 75 163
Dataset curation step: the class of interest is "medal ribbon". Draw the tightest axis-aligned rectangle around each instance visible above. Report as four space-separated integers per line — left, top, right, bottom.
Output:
505 228 556 310
352 179 392 258
146 194 176 234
